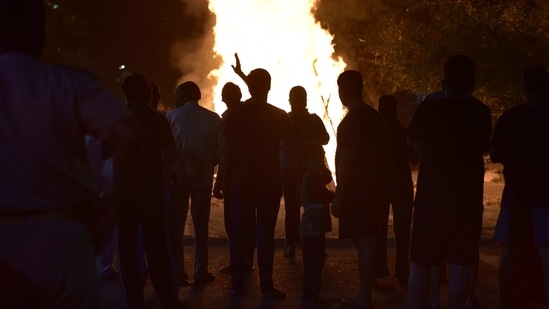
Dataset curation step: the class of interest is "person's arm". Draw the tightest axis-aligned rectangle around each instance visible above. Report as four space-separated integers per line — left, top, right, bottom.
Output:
407 104 424 165
312 114 330 145
490 112 507 164
231 53 248 85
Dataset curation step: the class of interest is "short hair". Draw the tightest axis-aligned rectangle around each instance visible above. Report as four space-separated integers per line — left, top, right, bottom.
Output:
121 73 151 104
301 142 325 160
524 66 549 97
175 81 201 107
221 82 242 102
246 69 271 96
289 86 307 108
0 0 45 55
443 55 476 93
378 95 398 117
337 70 363 94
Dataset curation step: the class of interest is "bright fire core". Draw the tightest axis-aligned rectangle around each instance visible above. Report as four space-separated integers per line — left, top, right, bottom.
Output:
208 0 347 172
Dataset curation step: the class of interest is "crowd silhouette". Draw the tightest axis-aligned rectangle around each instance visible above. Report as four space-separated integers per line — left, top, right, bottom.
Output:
2 0 549 309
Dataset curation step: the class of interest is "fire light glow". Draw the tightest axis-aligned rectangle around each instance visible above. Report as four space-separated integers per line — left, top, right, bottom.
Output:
207 0 347 171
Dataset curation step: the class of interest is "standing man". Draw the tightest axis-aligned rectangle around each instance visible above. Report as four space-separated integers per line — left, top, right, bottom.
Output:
407 55 491 309
167 81 221 286
492 66 549 309
223 69 292 298
332 70 387 309
375 94 414 286
118 73 183 309
213 82 255 274
280 85 330 258
0 0 142 307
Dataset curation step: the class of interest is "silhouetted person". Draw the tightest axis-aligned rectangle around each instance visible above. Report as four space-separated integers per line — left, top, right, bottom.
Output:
150 82 162 111
407 55 491 309
332 70 387 308
167 81 220 286
223 68 292 298
0 0 142 307
299 142 334 309
213 82 254 274
280 86 330 258
375 94 414 286
492 66 549 309
119 73 183 309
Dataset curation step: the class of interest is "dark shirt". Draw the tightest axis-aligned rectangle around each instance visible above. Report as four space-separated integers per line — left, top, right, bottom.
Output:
383 118 413 180
280 111 330 171
300 167 334 236
491 103 549 205
408 97 491 211
127 104 176 189
223 98 292 191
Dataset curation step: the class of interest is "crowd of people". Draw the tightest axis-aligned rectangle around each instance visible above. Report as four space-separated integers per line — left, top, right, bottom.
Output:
2 0 549 309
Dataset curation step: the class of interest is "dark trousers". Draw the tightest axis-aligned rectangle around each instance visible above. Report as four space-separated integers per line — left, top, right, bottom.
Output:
224 190 254 268
117 189 175 309
281 167 302 245
376 176 414 281
302 235 326 299
230 187 281 292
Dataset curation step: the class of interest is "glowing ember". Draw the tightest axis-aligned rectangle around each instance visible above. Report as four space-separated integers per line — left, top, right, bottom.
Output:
208 0 347 171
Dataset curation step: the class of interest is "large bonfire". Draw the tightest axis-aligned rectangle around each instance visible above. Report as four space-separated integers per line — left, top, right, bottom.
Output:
207 0 347 170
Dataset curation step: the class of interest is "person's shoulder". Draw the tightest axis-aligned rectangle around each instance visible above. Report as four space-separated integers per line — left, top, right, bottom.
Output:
200 105 221 120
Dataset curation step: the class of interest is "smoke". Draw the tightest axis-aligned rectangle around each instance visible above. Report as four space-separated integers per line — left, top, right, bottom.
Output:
170 0 221 110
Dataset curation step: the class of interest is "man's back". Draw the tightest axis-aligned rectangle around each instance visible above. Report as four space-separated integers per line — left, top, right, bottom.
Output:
224 99 291 190
0 53 128 211
167 101 220 189
408 97 491 209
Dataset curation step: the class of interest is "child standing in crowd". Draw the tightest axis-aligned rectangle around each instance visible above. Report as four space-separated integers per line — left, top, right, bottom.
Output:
299 142 335 309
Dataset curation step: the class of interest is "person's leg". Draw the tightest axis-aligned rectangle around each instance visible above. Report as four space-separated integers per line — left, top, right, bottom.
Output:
409 263 430 309
375 198 391 279
537 245 549 308
345 236 374 308
465 251 480 309
117 210 144 308
447 263 471 309
190 188 213 278
137 225 148 284
229 189 256 293
427 265 441 308
172 189 190 282
141 191 180 307
256 192 283 293
281 168 300 257
392 178 414 284
96 230 117 278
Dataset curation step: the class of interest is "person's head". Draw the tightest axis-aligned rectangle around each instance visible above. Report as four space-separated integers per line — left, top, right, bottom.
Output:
301 142 325 168
121 73 151 105
175 81 201 107
150 82 161 109
289 86 307 112
221 82 242 109
337 70 364 107
246 69 271 99
378 95 398 120
0 0 45 56
442 55 476 94
523 66 549 104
